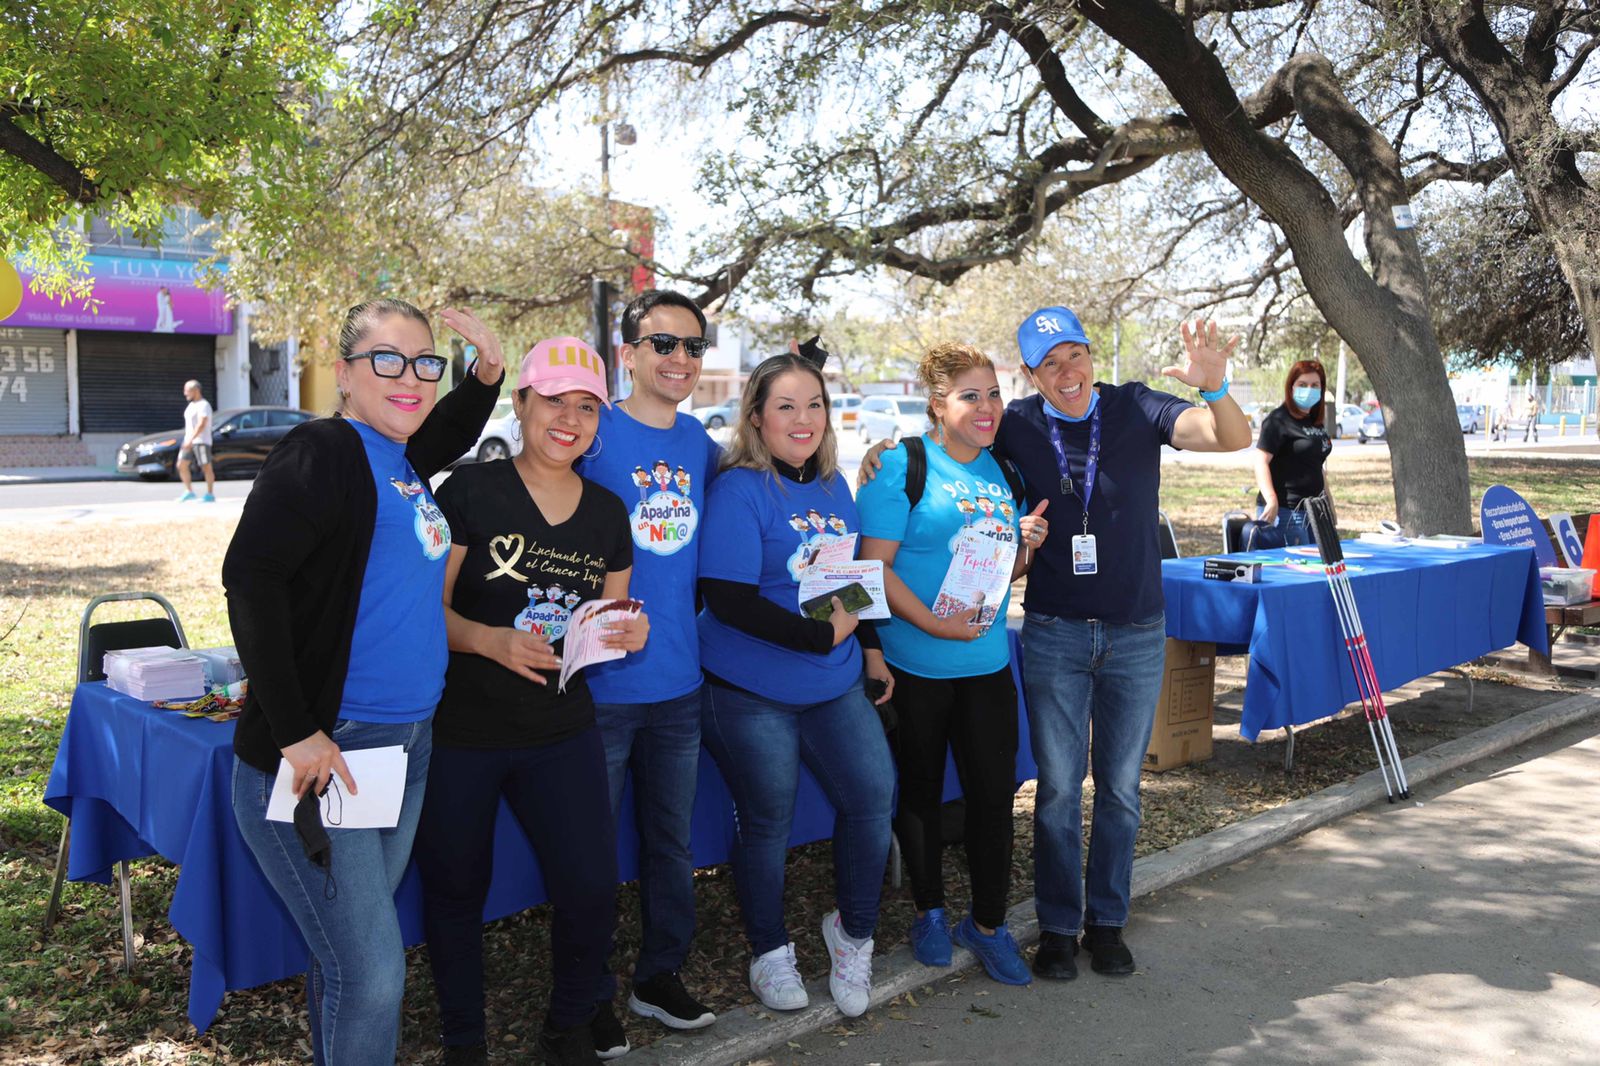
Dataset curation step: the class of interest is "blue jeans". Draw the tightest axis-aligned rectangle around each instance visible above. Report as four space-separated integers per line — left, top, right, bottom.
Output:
1260 505 1312 546
232 716 432 1066
701 679 895 954
593 690 702 994
1022 612 1165 935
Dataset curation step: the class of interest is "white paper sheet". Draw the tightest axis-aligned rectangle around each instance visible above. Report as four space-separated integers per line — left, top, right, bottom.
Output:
557 598 644 693
796 534 890 619
266 745 408 829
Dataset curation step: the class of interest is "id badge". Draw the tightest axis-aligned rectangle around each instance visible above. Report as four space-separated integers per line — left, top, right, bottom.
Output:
1071 534 1098 575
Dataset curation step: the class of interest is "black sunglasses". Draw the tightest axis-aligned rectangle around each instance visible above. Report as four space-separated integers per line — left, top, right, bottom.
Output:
633 333 710 359
345 350 449 381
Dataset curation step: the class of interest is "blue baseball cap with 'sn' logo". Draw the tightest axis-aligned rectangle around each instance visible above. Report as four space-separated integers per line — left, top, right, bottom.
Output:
1016 306 1091 368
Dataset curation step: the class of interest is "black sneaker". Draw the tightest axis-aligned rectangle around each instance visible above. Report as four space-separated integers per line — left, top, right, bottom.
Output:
539 1020 602 1066
1031 930 1079 980
1081 924 1136 975
591 1000 631 1061
628 971 716 1030
442 1044 489 1066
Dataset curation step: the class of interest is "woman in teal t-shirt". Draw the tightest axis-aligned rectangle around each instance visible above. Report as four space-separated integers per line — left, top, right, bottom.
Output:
857 342 1049 986
696 352 895 1021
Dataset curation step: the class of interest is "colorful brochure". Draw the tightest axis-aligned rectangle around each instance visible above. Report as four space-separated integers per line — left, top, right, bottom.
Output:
932 527 1017 631
558 598 645 692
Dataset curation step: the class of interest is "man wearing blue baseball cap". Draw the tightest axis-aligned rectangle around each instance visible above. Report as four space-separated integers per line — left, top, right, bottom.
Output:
857 307 1250 977
1004 305 1250 980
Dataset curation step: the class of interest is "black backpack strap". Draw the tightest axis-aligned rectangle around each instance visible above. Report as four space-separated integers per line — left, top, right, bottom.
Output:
989 447 1026 510
903 435 927 510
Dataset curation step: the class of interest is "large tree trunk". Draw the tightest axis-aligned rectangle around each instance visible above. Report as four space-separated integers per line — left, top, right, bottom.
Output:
1078 1 1471 532
1416 3 1600 437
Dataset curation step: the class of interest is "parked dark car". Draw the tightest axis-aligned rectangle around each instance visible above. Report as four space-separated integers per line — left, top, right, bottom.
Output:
116 406 315 479
1357 408 1387 444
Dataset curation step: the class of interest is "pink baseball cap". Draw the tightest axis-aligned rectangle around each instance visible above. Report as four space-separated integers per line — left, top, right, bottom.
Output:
516 337 610 405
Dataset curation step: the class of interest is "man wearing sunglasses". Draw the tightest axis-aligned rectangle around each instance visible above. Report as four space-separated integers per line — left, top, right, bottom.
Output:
578 289 720 1052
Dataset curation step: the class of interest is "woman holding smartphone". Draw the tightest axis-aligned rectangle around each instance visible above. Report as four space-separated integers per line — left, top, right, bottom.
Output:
696 351 895 1019
856 342 1048 986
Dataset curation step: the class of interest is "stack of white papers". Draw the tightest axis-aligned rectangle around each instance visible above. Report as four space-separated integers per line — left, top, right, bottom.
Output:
103 646 209 701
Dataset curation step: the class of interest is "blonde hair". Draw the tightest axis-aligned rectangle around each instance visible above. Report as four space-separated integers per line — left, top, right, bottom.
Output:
918 342 995 423
720 354 839 483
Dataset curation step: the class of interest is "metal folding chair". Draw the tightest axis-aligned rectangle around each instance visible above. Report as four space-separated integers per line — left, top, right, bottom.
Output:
1221 509 1252 554
1158 509 1181 559
44 592 189 972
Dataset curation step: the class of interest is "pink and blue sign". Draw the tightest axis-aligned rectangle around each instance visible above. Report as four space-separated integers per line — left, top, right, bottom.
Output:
1 255 232 335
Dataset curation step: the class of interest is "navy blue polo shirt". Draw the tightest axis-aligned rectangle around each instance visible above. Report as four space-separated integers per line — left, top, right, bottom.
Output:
993 384 1191 624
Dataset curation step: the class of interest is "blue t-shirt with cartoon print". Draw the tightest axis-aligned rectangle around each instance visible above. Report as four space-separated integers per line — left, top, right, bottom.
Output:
577 405 720 704
339 418 451 722
697 467 864 704
856 438 1020 679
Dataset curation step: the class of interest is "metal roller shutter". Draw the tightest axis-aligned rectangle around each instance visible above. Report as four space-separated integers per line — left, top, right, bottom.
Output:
0 327 70 434
78 332 216 433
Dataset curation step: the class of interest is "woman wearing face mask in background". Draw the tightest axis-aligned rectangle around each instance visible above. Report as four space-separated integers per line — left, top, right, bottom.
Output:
1252 359 1335 546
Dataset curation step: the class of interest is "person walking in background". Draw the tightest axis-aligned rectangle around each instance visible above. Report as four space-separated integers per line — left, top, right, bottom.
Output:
416 338 649 1066
1252 359 1334 546
1524 391 1542 442
578 290 721 1046
697 351 895 1019
224 299 504 1066
177 379 216 502
855 342 1049 986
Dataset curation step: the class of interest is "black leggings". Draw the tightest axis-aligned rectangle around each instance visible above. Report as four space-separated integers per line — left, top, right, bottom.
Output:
888 664 1019 930
414 727 618 1044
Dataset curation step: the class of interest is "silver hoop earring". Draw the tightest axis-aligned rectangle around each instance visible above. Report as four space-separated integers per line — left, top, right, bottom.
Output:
511 421 522 442
582 434 602 461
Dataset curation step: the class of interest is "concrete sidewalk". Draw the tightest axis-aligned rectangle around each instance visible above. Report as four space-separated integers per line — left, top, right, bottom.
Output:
756 717 1600 1065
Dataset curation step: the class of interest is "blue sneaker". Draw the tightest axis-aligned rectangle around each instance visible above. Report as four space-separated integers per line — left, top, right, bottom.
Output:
954 915 1032 985
177 491 197 502
910 908 952 966
201 493 216 502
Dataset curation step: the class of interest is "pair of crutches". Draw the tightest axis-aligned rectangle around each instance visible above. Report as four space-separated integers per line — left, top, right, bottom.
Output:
1301 496 1411 802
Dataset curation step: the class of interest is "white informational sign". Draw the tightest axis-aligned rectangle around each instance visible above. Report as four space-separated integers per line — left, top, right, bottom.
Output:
558 598 644 692
932 527 1018 632
1550 512 1584 567
797 533 890 619
267 746 408 829
1392 203 1417 229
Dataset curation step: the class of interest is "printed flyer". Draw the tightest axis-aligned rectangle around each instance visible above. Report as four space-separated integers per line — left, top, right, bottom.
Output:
932 527 1017 630
558 598 644 692
796 533 890 619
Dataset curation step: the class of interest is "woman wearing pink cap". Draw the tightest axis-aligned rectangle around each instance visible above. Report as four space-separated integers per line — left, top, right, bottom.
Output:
415 337 651 1066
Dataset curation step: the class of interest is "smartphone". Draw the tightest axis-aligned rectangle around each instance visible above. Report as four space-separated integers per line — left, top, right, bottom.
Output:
801 581 873 621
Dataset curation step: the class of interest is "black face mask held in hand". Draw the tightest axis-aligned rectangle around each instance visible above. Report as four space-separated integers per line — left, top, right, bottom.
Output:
294 784 337 899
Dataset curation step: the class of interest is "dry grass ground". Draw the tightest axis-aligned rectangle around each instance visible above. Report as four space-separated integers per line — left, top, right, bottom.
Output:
0 450 1594 1064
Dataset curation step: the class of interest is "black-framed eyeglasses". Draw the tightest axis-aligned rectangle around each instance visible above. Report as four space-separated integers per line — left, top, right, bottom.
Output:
633 333 710 359
345 350 448 381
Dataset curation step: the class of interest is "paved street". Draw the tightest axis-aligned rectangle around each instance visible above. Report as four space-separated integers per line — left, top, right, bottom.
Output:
766 720 1600 1066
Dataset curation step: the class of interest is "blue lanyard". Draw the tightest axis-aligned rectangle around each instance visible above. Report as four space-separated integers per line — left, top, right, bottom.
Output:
1047 404 1101 535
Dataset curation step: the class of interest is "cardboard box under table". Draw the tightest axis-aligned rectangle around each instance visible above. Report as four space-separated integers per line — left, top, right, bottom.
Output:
1146 639 1216 771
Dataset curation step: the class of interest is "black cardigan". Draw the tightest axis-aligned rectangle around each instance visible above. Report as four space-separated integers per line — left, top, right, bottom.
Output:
224 372 502 773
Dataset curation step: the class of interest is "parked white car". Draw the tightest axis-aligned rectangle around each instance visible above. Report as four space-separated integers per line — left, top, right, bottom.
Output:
831 393 864 430
464 399 520 462
858 395 931 443
1333 403 1365 438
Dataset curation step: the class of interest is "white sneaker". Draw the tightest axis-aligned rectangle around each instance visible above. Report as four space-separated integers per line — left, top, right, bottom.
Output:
749 942 809 1011
821 910 874 1018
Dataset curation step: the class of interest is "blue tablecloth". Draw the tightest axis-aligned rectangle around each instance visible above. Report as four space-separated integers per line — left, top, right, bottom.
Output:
43 639 1037 1032
1162 542 1548 740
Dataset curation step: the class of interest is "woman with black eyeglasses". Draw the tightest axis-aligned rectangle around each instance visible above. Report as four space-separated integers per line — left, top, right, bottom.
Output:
225 298 505 1066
